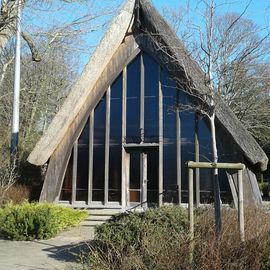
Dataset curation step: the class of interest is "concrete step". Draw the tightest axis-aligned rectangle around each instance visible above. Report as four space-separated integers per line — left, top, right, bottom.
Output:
85 215 112 222
80 220 106 227
87 209 123 216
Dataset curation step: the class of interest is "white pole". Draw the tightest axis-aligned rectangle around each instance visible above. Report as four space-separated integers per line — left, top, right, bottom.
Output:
11 0 21 156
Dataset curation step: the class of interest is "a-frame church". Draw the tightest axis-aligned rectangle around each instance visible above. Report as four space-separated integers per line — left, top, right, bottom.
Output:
28 0 268 209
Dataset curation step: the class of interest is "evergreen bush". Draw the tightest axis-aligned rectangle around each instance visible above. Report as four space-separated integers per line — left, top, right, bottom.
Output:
0 202 87 240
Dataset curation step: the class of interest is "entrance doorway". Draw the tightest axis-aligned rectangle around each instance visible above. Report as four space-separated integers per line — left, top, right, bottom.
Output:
126 147 159 208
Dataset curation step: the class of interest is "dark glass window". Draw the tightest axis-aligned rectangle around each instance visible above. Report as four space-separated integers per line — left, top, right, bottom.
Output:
162 69 178 203
129 151 141 202
109 73 123 202
147 149 159 204
76 118 89 201
180 91 195 203
198 116 213 202
126 55 141 143
144 53 159 143
93 94 106 201
60 150 73 201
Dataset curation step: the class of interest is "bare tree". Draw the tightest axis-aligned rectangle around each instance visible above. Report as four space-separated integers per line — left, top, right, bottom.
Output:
162 0 270 233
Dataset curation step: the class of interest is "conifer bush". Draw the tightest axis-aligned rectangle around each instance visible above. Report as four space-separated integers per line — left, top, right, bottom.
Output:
0 202 87 240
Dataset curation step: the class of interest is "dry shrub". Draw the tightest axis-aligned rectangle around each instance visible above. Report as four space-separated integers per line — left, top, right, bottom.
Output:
0 184 30 205
81 206 270 270
194 207 270 270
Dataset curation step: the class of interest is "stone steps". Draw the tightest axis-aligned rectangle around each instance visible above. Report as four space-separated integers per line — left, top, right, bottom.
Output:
80 209 124 227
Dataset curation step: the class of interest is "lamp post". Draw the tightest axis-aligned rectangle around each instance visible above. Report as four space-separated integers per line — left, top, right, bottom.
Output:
10 0 21 157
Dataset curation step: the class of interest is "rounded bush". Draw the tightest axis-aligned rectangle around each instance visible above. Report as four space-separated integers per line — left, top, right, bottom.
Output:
0 202 88 240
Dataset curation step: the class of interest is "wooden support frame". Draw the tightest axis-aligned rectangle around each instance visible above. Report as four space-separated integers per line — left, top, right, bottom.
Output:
195 113 200 207
176 101 181 205
238 169 245 242
104 87 111 205
158 65 163 207
122 67 127 208
187 161 245 242
88 111 94 204
140 53 145 142
71 140 78 204
142 152 148 210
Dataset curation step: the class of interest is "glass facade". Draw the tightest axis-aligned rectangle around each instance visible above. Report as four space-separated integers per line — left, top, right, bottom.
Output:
60 51 237 205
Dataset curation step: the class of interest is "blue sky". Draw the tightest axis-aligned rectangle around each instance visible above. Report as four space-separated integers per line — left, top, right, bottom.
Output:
152 0 270 27
22 0 270 72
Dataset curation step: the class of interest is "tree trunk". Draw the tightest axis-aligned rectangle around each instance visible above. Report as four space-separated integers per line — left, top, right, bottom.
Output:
209 113 221 235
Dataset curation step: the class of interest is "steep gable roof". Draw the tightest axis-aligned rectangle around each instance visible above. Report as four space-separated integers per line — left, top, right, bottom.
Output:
28 0 268 171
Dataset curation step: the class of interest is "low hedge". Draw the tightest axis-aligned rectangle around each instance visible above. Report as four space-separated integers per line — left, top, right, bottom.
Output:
0 202 88 240
95 206 189 252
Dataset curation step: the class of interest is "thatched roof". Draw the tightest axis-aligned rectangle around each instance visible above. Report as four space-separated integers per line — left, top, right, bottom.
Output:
28 0 268 171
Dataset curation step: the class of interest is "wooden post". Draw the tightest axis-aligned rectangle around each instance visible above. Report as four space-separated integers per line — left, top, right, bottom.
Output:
158 65 163 207
140 53 145 142
176 107 182 205
238 169 245 242
188 168 194 237
188 167 194 266
88 111 94 205
213 172 221 236
72 140 78 205
122 67 127 208
142 152 147 210
195 113 200 207
104 87 111 205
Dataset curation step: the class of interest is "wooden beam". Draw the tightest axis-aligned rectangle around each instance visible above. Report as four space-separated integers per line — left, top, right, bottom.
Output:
142 152 147 209
226 172 238 210
188 161 245 170
88 111 94 205
28 0 136 166
188 167 194 266
188 167 194 238
122 67 127 208
176 102 181 205
126 152 130 207
140 53 145 142
158 65 163 207
104 88 111 205
72 140 78 204
195 113 200 207
238 169 245 242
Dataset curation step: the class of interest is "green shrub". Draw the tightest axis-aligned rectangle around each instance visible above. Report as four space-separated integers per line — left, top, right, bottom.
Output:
0 202 88 240
86 206 189 269
259 182 270 197
95 206 188 251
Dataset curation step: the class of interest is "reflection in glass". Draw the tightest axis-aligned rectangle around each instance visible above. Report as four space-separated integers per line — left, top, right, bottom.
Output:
93 94 106 202
180 91 195 203
126 55 141 143
109 73 123 202
129 151 141 202
76 118 89 201
147 149 159 204
144 53 159 143
162 69 178 203
60 150 73 201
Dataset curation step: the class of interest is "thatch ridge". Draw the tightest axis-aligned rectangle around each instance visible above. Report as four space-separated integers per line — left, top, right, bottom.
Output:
27 0 136 166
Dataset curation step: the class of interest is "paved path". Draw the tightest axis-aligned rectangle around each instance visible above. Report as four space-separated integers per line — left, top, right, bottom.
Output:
0 225 95 270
